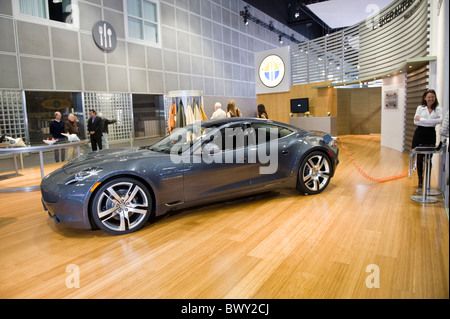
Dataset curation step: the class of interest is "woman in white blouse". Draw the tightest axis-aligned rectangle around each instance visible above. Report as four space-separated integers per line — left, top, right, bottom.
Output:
411 89 442 188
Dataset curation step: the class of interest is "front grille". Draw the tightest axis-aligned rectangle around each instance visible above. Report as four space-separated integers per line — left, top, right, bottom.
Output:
41 186 60 203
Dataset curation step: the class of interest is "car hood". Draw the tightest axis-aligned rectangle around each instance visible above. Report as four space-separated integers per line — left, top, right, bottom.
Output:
61 147 167 175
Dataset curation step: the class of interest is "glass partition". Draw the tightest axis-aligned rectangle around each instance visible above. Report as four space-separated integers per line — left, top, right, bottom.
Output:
24 91 85 145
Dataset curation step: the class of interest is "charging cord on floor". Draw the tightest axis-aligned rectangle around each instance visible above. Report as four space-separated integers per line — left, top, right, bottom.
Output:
337 137 409 183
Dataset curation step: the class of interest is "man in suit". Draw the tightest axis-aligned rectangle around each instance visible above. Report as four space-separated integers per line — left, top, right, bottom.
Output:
87 109 102 151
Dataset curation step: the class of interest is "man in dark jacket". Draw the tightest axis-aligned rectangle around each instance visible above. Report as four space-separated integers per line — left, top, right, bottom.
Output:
98 112 120 149
49 111 65 162
87 109 102 151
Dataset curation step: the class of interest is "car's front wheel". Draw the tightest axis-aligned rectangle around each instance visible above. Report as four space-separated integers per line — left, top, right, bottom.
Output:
91 178 152 235
297 151 332 195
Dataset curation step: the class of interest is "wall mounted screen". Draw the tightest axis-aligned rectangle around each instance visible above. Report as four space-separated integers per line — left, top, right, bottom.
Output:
290 98 309 113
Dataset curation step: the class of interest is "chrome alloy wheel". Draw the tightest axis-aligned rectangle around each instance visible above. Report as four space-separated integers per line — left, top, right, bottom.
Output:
92 179 151 234
299 152 331 194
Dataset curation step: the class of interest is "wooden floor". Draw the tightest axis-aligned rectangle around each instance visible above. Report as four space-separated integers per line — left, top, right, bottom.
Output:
0 135 448 299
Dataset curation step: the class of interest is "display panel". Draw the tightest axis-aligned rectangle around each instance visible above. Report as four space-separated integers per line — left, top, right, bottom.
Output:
290 98 309 113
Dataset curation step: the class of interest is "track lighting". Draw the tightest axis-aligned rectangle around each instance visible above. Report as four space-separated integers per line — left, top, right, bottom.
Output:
242 5 249 26
239 6 301 44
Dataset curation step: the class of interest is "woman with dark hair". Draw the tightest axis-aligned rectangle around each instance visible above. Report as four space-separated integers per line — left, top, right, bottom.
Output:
257 104 268 119
411 89 442 187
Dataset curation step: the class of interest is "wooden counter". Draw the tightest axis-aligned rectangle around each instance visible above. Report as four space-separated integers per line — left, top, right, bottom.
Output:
289 116 337 136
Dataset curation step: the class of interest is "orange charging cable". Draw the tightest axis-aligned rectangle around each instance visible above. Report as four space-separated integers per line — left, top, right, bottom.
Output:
337 138 409 183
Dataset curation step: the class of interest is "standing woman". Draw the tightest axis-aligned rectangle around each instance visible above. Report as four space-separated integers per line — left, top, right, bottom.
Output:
411 89 442 187
226 100 241 117
257 104 269 119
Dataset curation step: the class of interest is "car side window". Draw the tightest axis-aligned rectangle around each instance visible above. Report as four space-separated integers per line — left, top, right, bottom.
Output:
222 124 247 151
200 124 248 152
250 123 294 144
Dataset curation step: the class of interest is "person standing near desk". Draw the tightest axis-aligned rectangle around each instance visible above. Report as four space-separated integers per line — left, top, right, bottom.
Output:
49 111 65 162
411 89 442 188
98 112 120 149
87 109 102 151
65 113 80 160
257 104 269 119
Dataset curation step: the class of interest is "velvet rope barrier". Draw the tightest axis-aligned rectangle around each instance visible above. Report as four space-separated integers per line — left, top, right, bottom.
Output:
337 138 409 183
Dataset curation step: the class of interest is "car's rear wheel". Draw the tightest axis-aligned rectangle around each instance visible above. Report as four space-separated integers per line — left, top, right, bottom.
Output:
91 178 152 235
297 151 332 195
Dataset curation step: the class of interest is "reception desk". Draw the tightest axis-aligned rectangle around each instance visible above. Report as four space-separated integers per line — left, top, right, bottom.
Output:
289 116 337 136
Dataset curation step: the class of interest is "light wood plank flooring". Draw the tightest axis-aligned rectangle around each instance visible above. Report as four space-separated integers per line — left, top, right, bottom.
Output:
0 135 448 299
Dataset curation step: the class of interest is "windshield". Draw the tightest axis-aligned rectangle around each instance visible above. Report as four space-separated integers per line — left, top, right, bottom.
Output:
148 124 218 154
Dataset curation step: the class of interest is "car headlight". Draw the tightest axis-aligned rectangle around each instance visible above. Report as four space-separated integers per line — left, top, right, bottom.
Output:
75 167 103 181
323 134 337 148
329 136 338 148
65 167 103 185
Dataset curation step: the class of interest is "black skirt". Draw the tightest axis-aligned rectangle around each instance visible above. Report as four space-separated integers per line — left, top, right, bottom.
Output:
412 126 436 148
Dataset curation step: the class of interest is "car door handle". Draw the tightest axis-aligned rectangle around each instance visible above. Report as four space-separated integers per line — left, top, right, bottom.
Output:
282 150 289 155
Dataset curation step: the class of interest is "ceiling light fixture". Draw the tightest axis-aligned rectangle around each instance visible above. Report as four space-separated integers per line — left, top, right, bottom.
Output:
239 6 302 44
242 6 249 26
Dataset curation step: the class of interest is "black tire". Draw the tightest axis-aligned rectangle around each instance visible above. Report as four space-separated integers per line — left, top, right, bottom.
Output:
91 178 152 235
297 151 332 195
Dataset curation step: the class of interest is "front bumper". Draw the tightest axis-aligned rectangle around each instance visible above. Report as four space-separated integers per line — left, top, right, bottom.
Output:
40 175 93 230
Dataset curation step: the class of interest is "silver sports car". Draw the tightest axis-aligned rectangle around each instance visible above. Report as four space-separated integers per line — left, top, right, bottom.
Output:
41 118 339 235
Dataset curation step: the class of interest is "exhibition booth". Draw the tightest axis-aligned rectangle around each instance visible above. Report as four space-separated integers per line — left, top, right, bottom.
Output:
0 0 448 300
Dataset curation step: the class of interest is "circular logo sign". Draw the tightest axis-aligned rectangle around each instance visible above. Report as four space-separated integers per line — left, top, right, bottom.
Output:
259 55 285 88
92 21 117 51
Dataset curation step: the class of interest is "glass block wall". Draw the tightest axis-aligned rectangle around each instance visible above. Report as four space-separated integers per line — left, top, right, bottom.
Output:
0 90 27 143
83 92 133 143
